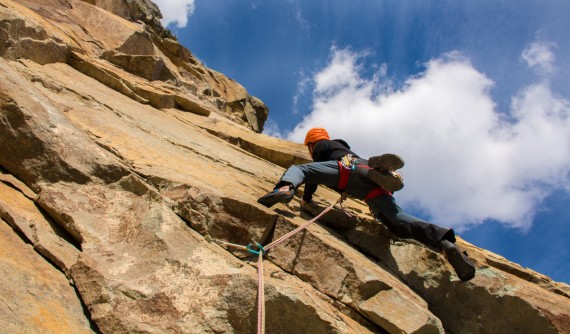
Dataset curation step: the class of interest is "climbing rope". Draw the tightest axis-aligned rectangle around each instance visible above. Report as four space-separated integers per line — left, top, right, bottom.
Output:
214 195 343 334
256 251 265 334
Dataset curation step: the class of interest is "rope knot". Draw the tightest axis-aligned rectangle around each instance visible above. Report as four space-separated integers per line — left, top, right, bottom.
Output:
247 242 266 256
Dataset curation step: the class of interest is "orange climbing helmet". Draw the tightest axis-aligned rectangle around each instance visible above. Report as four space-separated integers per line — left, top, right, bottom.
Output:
304 127 330 146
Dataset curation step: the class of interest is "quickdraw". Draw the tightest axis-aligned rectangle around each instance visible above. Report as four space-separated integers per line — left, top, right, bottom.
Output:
340 154 359 171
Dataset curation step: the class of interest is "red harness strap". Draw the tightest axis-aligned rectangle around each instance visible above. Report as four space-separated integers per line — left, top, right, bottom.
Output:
364 187 391 201
337 161 392 200
337 160 351 190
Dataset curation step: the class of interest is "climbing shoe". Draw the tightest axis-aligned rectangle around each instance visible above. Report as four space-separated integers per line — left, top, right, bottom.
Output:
257 186 295 208
367 169 404 193
368 154 405 171
441 240 476 281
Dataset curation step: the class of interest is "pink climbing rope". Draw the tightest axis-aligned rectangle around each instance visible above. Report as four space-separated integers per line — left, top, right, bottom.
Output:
254 196 343 334
257 251 266 334
263 197 342 252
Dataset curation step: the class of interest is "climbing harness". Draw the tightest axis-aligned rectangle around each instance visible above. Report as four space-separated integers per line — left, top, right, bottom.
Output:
214 196 342 334
364 187 391 201
337 154 359 190
337 154 392 200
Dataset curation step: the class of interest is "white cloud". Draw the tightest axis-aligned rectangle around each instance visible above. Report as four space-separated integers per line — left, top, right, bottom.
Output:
294 9 310 34
262 118 285 139
287 47 570 232
287 0 310 33
154 0 195 28
314 47 367 95
291 71 312 115
521 41 557 76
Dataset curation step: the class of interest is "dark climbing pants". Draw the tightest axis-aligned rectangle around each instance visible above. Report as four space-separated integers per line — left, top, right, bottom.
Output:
280 161 455 248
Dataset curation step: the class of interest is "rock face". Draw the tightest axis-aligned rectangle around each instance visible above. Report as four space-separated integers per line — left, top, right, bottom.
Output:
0 1 569 333
0 0 268 132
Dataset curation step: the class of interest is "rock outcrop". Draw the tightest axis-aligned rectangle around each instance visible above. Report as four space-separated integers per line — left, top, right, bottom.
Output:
0 0 268 132
0 1 569 333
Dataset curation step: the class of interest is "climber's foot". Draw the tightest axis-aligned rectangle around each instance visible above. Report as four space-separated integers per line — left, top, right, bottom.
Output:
367 169 404 193
368 154 405 171
441 240 476 281
257 185 295 208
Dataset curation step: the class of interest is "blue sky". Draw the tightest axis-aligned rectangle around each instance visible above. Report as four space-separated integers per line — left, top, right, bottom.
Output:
154 0 570 284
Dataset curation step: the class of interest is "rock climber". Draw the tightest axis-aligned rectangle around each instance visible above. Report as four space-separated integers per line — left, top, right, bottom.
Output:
257 127 476 281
